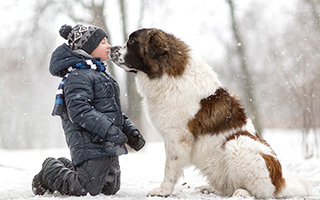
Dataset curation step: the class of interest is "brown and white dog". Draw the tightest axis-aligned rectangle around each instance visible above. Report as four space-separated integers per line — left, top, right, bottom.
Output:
110 28 312 198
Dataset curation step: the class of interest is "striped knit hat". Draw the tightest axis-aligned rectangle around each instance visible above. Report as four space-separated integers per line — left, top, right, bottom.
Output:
59 24 108 55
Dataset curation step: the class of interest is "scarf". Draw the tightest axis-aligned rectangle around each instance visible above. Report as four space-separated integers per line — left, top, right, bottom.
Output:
52 59 107 117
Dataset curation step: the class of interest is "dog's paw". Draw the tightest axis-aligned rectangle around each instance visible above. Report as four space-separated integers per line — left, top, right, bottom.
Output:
147 187 172 197
233 189 251 198
195 185 215 194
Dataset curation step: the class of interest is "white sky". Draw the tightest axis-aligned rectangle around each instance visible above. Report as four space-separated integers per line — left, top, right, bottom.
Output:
0 0 297 51
0 0 299 109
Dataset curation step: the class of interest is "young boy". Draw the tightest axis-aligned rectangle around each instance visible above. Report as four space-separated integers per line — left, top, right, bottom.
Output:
32 24 145 196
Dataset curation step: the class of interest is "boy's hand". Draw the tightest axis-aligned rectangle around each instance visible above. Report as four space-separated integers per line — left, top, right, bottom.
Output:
106 126 128 147
92 126 128 147
127 131 145 151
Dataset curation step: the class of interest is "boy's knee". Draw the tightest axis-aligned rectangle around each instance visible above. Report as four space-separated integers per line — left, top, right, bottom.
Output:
102 182 120 195
102 170 121 195
85 180 104 196
87 189 100 196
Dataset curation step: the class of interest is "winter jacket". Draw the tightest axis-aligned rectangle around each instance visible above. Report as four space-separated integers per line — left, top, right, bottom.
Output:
49 44 138 166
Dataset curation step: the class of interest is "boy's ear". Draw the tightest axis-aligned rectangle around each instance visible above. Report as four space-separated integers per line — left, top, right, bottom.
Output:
147 30 169 59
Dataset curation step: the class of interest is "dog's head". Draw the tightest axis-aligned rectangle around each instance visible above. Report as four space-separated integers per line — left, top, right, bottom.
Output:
110 28 190 79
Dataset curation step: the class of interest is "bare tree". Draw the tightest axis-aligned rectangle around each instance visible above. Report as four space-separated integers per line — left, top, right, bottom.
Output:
117 0 145 126
288 0 320 158
266 0 320 158
0 3 64 148
226 0 263 135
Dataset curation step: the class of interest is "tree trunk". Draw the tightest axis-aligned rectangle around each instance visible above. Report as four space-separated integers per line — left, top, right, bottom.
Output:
119 0 142 125
226 0 263 135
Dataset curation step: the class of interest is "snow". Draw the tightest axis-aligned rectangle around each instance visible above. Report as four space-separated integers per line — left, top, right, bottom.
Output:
0 130 319 200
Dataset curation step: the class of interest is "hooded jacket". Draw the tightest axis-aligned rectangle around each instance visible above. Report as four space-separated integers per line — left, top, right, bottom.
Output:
49 44 138 166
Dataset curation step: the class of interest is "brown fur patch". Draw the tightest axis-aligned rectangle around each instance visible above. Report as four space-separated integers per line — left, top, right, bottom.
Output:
223 131 271 149
139 29 190 78
187 88 247 137
223 130 285 195
260 154 286 195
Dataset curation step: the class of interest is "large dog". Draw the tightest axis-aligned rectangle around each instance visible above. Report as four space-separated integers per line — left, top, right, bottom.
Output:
110 28 312 198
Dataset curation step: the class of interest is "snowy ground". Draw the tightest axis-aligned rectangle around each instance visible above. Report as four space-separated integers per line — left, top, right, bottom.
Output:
0 130 319 200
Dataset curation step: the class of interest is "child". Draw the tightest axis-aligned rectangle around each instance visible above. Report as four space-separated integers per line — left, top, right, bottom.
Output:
32 24 145 196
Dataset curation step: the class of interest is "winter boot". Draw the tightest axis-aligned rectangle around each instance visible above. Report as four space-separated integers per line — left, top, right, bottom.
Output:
57 157 75 170
32 157 56 195
42 157 87 196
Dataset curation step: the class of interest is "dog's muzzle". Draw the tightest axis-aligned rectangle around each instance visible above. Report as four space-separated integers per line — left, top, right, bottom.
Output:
110 46 123 63
110 46 137 73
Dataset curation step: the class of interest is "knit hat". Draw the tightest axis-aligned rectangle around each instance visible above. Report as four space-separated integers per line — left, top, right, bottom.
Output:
59 24 108 55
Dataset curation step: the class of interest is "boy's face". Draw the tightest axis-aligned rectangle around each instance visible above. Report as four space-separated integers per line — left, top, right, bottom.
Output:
90 37 111 61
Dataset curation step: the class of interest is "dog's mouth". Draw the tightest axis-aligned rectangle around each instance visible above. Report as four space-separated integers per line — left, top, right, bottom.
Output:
124 64 138 73
111 59 138 73
128 70 138 73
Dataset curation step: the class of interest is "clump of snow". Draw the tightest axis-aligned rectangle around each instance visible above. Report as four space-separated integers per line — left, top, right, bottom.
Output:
0 129 319 200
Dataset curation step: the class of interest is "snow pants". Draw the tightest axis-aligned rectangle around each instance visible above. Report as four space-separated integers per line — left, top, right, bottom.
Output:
42 156 120 196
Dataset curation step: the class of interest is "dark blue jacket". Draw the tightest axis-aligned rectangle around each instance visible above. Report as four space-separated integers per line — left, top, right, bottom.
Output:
49 44 138 166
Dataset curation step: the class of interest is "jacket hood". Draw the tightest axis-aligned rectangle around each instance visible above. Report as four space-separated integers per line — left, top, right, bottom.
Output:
49 43 89 77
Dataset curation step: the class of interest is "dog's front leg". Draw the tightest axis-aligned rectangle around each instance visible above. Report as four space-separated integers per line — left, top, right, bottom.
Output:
147 133 192 197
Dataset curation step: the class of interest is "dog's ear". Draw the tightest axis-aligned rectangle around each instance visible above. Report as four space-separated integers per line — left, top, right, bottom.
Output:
147 30 169 58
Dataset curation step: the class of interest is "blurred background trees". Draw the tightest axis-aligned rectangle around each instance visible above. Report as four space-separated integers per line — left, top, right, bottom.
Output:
0 0 319 158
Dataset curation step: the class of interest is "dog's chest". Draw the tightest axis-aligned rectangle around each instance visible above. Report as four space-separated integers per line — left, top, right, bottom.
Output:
136 74 201 131
143 94 200 131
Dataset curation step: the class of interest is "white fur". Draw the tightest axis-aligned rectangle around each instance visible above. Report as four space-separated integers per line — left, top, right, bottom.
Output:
277 175 313 198
135 52 312 198
111 46 133 72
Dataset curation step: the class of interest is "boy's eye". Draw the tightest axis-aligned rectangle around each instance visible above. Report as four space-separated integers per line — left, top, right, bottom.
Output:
101 38 107 44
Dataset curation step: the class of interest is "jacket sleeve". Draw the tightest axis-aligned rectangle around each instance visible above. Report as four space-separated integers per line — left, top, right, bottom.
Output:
122 113 139 137
64 71 113 140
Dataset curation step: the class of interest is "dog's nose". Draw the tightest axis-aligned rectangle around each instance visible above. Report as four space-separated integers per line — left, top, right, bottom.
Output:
110 46 120 53
110 46 120 60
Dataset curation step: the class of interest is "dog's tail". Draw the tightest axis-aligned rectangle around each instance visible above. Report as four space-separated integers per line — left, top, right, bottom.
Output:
276 174 314 198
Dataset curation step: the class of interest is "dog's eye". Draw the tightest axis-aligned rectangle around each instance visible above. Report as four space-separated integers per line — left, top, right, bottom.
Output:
128 39 136 46
128 39 135 45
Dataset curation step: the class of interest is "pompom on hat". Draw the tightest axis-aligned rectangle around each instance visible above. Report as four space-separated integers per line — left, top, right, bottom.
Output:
59 24 108 55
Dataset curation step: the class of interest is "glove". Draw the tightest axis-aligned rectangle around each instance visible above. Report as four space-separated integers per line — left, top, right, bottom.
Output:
92 125 128 147
106 125 128 147
127 130 145 151
92 134 104 143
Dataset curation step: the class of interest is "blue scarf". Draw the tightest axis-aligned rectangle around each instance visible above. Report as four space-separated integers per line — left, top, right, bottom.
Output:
52 59 107 117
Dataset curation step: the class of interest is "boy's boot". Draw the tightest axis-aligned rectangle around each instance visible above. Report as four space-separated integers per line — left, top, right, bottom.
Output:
57 157 75 170
41 157 87 196
32 157 56 195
